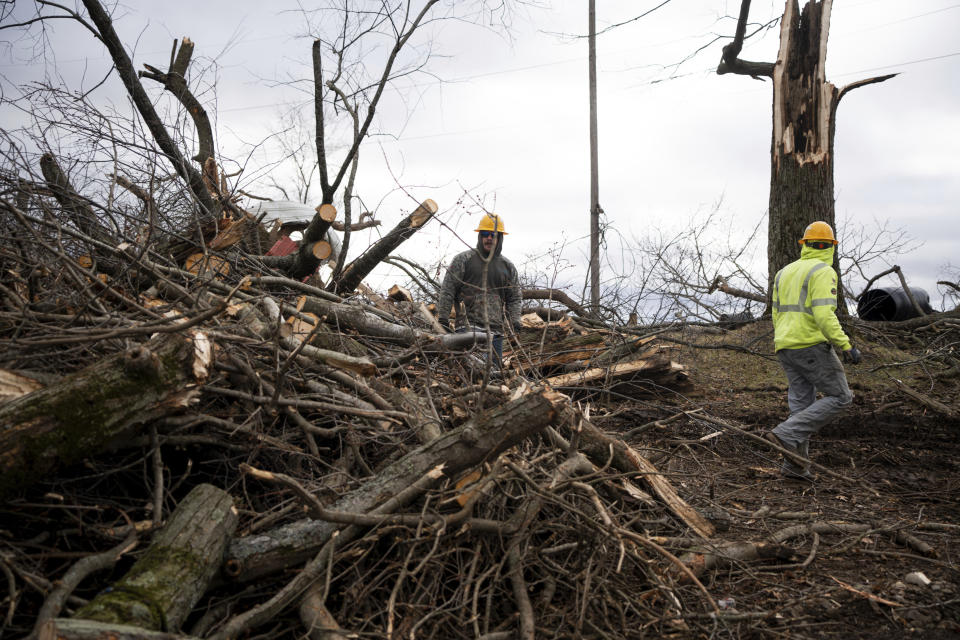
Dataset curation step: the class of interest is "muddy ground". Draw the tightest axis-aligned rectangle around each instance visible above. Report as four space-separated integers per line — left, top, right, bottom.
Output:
2 317 957 639
600 321 960 638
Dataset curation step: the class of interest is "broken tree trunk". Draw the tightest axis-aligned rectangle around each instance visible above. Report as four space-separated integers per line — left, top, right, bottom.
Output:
74 483 237 631
260 205 339 281
332 199 438 294
0 333 202 498
224 387 567 582
514 332 606 370
718 0 895 308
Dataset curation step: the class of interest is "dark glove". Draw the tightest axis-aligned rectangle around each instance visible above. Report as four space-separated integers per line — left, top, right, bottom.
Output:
438 317 450 331
512 320 523 333
843 346 862 365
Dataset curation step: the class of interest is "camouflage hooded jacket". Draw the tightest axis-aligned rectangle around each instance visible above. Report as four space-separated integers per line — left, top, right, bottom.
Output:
436 234 522 332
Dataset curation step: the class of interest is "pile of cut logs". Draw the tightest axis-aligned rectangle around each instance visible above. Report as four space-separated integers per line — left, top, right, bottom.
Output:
1 197 715 640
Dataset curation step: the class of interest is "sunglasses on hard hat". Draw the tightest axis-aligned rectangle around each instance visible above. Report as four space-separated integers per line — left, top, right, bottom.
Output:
479 231 497 239
805 240 833 250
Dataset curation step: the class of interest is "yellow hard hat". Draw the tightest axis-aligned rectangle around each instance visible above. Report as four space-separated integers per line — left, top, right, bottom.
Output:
798 221 837 245
474 214 507 234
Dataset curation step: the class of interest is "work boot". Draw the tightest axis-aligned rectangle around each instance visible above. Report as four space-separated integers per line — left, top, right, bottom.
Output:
780 467 816 483
763 432 807 469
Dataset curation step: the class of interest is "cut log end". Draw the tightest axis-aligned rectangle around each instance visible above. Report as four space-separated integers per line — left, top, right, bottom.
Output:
410 199 438 228
310 240 332 261
388 285 413 303
315 203 337 222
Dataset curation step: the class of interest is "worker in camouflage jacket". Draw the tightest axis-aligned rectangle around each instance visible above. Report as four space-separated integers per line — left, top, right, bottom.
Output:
437 213 522 363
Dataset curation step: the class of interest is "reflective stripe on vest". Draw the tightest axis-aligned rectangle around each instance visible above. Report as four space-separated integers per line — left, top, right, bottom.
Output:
773 262 830 315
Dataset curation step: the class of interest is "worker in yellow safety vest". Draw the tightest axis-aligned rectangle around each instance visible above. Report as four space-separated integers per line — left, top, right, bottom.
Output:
764 221 861 481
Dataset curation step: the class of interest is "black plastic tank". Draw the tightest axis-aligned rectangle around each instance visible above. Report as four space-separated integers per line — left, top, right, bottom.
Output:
857 287 934 321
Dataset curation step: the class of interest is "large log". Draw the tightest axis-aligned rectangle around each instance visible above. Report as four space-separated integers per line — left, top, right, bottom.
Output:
74 483 238 631
225 387 566 582
0 333 203 498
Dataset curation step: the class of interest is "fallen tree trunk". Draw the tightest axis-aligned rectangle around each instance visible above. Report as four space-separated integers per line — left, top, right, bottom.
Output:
224 387 567 582
0 333 202 498
74 483 237 631
332 199 437 294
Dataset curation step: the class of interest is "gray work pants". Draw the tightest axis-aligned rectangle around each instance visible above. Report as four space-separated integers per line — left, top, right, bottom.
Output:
772 343 853 473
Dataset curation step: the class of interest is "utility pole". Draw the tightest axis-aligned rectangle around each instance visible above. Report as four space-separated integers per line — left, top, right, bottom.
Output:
588 0 600 314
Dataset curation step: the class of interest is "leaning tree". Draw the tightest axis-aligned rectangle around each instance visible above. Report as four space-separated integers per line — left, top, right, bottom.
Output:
718 0 895 304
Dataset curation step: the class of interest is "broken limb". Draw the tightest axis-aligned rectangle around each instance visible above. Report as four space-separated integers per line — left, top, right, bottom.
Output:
567 413 715 538
332 199 438 294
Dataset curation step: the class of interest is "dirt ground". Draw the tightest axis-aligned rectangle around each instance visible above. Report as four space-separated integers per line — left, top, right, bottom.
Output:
606 321 960 638
3 317 957 639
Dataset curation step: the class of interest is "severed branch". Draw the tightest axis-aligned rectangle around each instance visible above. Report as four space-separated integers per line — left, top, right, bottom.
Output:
79 0 219 218
332 199 438 294
224 387 567 582
521 288 588 317
139 38 215 165
716 0 776 78
39 153 118 262
708 275 766 303
837 73 898 104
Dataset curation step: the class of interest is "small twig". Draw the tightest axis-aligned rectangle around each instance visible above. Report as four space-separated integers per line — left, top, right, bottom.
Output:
830 576 902 607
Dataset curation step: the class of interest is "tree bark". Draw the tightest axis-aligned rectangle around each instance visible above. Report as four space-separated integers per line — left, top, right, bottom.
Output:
767 0 838 300
332 199 438 294
74 484 237 631
0 333 200 498
224 387 567 582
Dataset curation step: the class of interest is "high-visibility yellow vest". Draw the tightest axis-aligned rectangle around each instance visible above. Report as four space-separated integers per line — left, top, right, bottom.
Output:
772 245 851 352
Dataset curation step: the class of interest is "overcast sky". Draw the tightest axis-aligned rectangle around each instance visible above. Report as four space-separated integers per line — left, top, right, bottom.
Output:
2 1 958 312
